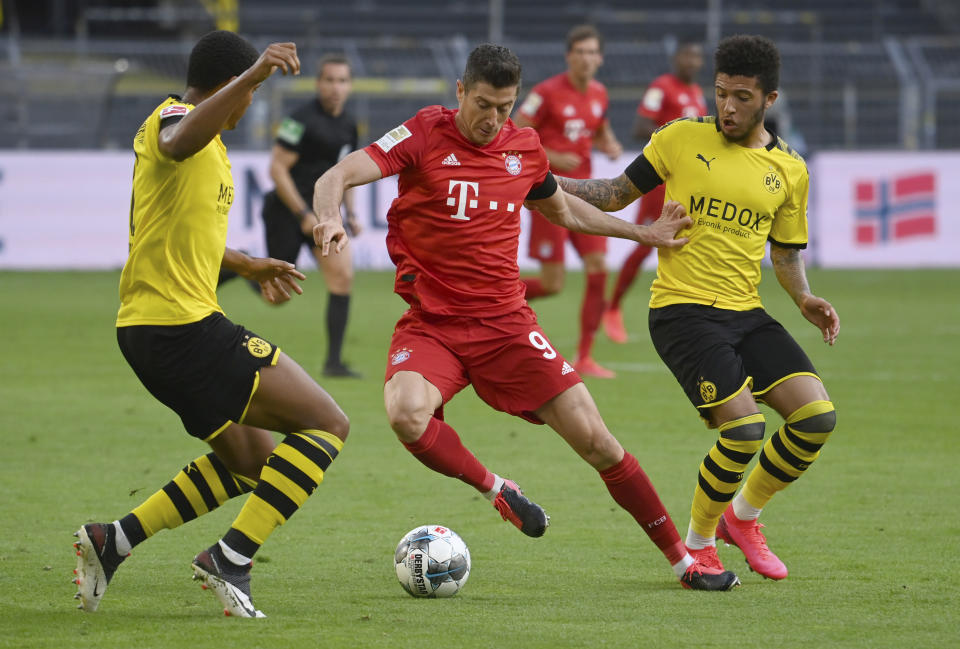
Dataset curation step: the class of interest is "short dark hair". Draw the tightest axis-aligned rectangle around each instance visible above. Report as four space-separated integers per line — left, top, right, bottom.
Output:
463 43 522 91
714 34 780 93
317 53 351 77
186 30 259 91
567 24 602 52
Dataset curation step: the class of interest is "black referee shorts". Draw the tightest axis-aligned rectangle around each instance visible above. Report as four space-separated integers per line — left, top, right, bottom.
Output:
648 303 819 419
117 312 280 441
262 191 314 264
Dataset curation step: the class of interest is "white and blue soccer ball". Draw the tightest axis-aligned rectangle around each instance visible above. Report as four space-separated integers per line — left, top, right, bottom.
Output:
394 525 471 598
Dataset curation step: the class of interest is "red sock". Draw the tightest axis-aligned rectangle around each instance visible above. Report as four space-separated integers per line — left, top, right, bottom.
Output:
600 452 687 565
522 277 549 300
611 245 652 309
577 272 606 360
402 418 495 492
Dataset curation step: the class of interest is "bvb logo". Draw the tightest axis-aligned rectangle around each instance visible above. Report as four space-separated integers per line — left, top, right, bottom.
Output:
699 379 718 403
245 336 273 359
763 171 783 194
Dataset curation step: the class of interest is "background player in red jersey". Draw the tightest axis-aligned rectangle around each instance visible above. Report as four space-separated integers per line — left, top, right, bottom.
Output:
514 25 623 378
310 43 738 591
603 41 707 343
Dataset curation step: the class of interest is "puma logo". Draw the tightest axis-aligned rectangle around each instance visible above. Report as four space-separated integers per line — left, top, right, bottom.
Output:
696 153 716 170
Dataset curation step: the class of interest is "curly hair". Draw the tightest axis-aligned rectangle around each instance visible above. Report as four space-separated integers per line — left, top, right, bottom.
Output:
714 35 780 93
463 43 522 92
187 30 260 91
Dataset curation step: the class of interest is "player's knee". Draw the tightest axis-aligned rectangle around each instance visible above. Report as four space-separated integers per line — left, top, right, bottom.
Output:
541 276 564 295
326 269 353 294
323 409 350 442
385 400 431 443
583 256 606 274
719 414 766 441
789 402 836 434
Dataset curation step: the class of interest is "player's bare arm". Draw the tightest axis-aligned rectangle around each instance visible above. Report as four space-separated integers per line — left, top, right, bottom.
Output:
527 186 690 249
268 144 315 233
632 115 658 142
222 247 306 304
593 120 623 160
312 149 382 255
556 173 643 212
159 43 300 161
343 187 362 236
770 244 840 345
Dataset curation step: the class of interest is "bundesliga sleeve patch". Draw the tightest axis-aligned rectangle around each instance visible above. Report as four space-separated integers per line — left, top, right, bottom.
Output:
375 124 412 153
519 92 543 117
276 117 305 145
642 87 664 112
159 104 189 119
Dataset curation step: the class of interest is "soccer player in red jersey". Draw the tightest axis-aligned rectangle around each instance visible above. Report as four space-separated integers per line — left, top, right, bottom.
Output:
514 26 623 378
603 41 707 344
311 43 738 591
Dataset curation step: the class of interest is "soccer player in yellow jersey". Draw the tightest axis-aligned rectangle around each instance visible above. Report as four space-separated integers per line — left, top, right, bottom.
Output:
72 31 351 618
558 35 839 582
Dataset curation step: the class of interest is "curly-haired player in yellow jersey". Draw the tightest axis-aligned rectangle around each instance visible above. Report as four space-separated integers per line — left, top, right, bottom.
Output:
558 35 839 582
72 31 350 618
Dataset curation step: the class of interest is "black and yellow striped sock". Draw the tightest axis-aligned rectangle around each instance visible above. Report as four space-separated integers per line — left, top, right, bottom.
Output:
221 430 343 561
689 414 765 539
121 453 256 547
740 400 836 510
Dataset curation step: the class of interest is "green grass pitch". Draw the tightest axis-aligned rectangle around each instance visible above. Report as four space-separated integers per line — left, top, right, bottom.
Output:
1 268 957 648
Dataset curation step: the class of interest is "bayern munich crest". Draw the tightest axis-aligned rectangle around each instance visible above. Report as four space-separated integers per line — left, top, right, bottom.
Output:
504 154 522 175
391 349 411 365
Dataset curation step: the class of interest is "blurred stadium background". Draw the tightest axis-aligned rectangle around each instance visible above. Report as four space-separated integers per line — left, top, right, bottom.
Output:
1 0 957 272
2 0 958 151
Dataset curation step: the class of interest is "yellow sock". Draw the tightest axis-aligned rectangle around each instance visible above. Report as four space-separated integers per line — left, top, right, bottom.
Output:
223 430 344 559
689 414 764 539
741 400 836 510
129 453 255 538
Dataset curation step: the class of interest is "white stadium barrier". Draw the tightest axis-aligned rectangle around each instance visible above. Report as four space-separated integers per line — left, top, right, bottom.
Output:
0 150 957 270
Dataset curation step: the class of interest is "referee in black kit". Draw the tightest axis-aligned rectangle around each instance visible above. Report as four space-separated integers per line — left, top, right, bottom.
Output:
262 53 362 378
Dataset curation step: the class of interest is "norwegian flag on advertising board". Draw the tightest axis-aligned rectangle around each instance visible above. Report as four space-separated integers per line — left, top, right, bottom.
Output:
854 171 937 245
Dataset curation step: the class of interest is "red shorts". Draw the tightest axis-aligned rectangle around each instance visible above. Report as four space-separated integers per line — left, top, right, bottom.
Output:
527 209 607 263
635 184 666 226
384 305 582 424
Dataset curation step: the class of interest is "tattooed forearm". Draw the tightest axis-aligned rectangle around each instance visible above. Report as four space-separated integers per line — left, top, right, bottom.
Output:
557 173 642 212
770 244 811 306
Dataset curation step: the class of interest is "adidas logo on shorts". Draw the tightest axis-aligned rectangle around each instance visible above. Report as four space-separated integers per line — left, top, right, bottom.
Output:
561 361 574 375
442 153 461 166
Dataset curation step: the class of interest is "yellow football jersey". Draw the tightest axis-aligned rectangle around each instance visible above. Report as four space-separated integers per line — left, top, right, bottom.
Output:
117 96 234 326
642 116 808 311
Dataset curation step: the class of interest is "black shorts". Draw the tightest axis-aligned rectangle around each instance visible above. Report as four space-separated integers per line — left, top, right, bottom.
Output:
648 303 819 417
262 191 314 264
117 313 280 441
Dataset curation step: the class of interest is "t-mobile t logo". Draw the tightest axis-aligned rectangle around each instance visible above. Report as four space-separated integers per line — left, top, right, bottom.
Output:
447 180 479 220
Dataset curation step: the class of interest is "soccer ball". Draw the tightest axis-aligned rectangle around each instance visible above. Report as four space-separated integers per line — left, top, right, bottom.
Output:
394 525 471 598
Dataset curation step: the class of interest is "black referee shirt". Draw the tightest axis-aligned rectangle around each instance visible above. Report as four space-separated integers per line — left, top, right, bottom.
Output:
274 99 359 203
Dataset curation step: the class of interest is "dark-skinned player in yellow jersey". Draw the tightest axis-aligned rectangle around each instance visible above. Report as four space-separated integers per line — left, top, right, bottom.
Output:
558 35 839 582
72 31 351 618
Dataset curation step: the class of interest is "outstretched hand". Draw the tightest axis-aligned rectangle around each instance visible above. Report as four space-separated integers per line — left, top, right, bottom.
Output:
800 295 840 345
246 42 300 84
244 257 306 305
638 200 693 249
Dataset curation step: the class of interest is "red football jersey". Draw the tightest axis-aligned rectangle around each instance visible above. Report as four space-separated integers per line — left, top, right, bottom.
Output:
364 105 550 317
637 73 708 126
517 73 608 179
